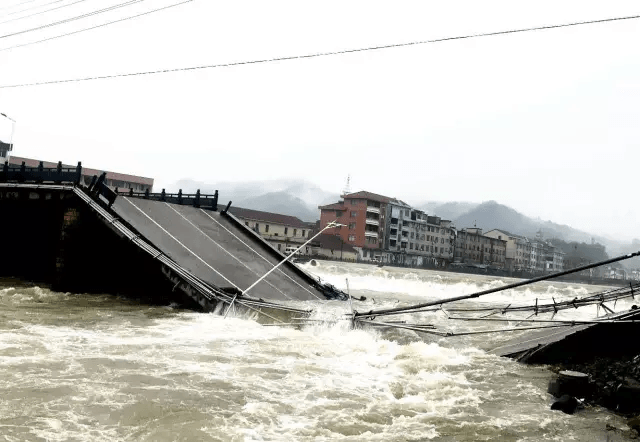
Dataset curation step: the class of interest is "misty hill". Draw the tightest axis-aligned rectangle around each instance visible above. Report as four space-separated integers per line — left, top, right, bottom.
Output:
417 201 479 221
235 192 319 222
453 200 595 243
550 238 610 263
169 178 337 222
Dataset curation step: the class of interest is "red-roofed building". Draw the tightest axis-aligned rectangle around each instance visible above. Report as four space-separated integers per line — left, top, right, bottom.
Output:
227 206 314 254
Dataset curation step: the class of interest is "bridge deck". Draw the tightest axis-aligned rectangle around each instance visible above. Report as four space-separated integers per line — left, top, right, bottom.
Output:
489 308 640 363
111 197 325 302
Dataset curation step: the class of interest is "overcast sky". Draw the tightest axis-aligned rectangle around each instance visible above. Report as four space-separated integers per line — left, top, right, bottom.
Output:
1 0 639 240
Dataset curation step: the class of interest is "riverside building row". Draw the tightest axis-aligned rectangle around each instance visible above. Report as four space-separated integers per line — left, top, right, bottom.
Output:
319 191 460 267
319 191 564 272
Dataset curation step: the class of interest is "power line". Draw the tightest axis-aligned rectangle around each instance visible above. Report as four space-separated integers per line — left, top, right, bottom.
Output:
0 0 192 52
1 13 639 89
0 0 91 26
0 0 144 39
0 0 39 14
1 0 65 18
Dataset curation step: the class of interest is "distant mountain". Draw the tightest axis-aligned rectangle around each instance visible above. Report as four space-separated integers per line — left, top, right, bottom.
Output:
235 191 319 222
416 201 479 221
169 178 337 222
453 200 595 243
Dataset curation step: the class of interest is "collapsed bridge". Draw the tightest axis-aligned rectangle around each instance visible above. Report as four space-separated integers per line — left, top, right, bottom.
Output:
0 160 346 319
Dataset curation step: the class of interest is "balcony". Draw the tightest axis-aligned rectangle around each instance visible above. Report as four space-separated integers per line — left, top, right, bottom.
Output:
400 236 408 242
365 231 378 238
365 218 379 226
401 225 409 231
366 206 380 214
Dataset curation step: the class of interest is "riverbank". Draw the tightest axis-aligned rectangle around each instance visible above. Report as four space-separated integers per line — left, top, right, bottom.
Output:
550 356 640 437
300 256 634 287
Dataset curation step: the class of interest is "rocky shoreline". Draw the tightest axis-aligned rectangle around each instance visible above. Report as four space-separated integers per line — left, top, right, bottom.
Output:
549 355 640 438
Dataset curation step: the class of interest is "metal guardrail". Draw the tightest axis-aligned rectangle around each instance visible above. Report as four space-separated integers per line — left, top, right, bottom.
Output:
1 160 82 184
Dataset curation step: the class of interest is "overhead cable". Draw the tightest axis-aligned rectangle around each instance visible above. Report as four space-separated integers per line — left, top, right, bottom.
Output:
0 0 91 26
1 0 65 18
1 13 640 89
355 250 640 319
0 0 39 14
0 0 192 52
0 0 144 39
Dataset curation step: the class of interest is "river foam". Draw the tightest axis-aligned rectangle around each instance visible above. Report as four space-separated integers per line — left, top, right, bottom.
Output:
0 264 634 441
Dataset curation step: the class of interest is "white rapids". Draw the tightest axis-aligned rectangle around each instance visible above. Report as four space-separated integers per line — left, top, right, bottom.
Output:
0 262 636 441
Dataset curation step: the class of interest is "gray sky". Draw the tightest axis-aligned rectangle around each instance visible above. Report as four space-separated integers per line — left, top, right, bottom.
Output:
1 0 639 240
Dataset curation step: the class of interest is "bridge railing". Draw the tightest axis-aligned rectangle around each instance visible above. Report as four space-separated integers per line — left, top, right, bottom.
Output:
115 188 218 210
0 161 82 185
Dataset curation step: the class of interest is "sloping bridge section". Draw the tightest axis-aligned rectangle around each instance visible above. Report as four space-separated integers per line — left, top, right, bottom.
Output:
110 196 329 302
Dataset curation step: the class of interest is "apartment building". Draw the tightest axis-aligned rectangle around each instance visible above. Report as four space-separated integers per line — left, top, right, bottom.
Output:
319 191 398 261
386 207 455 266
320 190 459 265
455 228 507 267
484 229 533 271
543 244 565 272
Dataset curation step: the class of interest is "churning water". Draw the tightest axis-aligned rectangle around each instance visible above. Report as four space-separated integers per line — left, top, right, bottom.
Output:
0 262 635 441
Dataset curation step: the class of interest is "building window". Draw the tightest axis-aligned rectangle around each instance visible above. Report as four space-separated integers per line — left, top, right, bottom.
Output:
245 221 249 226
351 199 357 205
410 243 413 250
277 244 281 250
302 230 305 237
349 223 356 229
284 227 288 235
351 211 357 217
336 211 343 217
348 234 356 241
293 229 297 236
256 223 260 231
265 225 269 233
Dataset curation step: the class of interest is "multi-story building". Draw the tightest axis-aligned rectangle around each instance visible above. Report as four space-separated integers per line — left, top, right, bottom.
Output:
384 205 455 266
319 191 398 262
227 206 312 254
8 156 154 192
319 190 457 265
484 229 532 271
542 243 565 272
454 228 507 267
530 240 545 272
